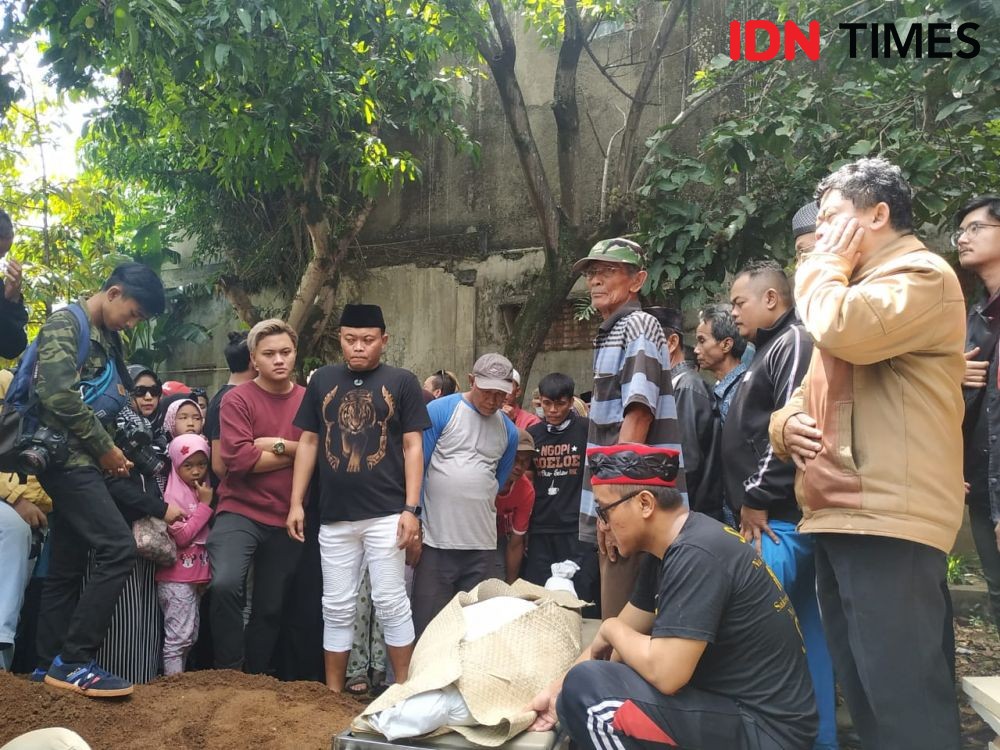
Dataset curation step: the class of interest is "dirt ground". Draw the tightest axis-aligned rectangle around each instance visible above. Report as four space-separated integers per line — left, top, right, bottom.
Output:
0 669 363 750
1 612 997 750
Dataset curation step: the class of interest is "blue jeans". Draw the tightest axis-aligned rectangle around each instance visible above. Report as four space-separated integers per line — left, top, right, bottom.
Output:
0 501 32 666
761 520 838 750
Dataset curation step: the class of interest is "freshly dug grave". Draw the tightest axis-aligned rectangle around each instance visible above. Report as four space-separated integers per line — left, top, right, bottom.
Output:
0 669 362 750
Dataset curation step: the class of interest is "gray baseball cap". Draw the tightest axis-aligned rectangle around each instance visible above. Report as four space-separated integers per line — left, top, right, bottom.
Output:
472 353 515 394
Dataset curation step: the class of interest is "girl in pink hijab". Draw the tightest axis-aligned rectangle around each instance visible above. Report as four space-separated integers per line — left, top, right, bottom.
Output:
163 397 204 438
155 433 213 675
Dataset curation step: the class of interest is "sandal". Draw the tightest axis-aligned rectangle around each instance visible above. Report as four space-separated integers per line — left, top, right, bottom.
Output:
345 674 371 696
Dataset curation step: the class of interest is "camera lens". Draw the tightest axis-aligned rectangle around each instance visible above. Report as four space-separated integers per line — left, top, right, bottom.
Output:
17 446 50 474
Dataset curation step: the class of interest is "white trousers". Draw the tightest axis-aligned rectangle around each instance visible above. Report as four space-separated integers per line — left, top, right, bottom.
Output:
319 514 414 652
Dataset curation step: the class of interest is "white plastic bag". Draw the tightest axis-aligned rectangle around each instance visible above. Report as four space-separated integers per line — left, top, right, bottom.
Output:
544 560 580 597
368 685 475 740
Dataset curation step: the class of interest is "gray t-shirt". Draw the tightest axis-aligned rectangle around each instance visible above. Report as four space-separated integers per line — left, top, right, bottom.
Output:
422 393 519 550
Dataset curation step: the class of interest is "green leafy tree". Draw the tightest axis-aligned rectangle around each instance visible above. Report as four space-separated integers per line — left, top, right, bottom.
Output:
637 0 1000 308
10 0 475 358
0 52 202 367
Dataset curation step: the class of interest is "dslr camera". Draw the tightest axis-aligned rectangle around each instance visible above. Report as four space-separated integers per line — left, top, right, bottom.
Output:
115 409 168 477
14 426 69 475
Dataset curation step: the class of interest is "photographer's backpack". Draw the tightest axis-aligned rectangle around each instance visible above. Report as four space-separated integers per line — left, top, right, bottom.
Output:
0 303 129 473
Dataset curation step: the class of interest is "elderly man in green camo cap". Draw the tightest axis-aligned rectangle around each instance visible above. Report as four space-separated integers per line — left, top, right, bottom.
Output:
572 238 686 621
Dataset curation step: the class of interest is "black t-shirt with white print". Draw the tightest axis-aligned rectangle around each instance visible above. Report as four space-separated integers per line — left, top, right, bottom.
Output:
630 512 818 749
527 414 588 534
294 363 430 523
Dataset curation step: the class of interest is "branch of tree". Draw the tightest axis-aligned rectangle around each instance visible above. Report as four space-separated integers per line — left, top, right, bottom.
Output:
600 106 628 223
485 0 516 57
581 32 654 105
217 275 261 326
628 63 759 193
614 0 689 195
331 198 375 269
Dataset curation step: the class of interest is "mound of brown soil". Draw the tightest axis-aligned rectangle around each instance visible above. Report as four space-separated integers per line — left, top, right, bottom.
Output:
0 670 363 750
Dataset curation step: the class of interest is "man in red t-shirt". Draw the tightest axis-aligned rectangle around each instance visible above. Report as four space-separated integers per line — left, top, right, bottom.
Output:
206 319 305 673
495 430 536 583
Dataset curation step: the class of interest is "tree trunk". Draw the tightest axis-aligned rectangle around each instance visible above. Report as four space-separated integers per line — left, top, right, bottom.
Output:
294 200 374 359
503 226 590 388
613 0 688 197
553 0 590 228
286 215 333 334
480 0 562 258
287 155 334 336
217 276 260 327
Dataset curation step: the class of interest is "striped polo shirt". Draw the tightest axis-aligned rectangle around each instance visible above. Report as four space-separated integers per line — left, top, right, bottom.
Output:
579 299 687 543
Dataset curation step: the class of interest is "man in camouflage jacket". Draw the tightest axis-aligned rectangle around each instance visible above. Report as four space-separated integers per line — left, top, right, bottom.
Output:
32 262 165 698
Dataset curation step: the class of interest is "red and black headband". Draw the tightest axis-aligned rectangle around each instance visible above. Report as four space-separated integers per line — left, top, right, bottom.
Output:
587 444 680 487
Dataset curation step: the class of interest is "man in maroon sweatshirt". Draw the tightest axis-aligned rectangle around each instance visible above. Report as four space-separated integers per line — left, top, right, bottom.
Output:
206 318 305 673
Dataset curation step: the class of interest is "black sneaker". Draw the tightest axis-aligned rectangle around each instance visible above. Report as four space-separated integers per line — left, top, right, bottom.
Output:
44 656 134 697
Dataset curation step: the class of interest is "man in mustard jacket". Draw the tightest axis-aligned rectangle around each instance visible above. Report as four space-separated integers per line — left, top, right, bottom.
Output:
770 158 965 750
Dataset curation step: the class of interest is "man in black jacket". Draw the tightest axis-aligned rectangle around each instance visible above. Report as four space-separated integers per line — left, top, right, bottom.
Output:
645 307 721 519
957 194 1000 632
0 210 28 359
724 261 811 542
725 260 837 750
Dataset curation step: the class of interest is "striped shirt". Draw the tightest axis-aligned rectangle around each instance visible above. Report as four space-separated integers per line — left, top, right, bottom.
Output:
579 299 686 543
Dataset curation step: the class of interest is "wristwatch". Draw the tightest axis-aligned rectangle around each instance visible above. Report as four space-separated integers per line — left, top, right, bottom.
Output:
402 504 422 518
272 438 286 455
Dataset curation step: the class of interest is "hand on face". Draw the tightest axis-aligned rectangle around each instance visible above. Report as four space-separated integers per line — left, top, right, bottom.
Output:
814 215 864 270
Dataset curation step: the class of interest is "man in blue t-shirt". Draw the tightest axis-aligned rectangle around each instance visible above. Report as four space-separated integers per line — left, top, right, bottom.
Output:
528 443 818 750
410 352 519 636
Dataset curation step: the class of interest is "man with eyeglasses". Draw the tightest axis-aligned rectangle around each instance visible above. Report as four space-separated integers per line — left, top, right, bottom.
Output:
772 158 965 750
527 443 818 750
572 238 685 620
956 194 1000 634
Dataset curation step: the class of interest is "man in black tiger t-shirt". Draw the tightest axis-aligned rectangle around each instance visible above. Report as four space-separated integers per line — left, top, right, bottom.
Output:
527 443 817 750
287 304 430 692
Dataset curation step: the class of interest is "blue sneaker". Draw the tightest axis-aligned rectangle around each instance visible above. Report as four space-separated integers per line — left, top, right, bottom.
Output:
44 656 133 697
29 667 47 682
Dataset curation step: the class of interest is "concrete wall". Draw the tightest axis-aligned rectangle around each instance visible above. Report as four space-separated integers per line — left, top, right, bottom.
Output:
358 0 724 254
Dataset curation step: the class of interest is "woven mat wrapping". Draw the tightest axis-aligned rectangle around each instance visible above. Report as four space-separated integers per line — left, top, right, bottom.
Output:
357 578 584 746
